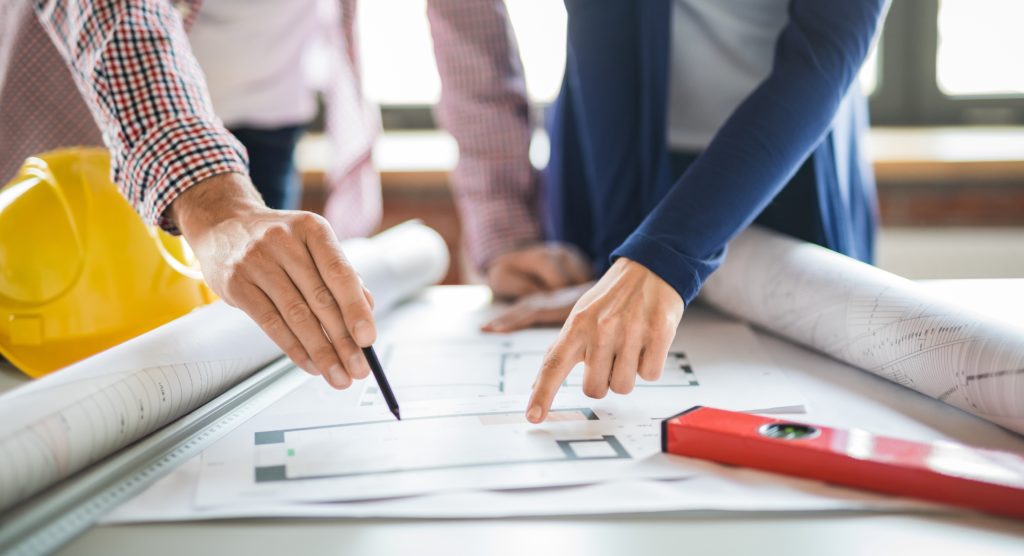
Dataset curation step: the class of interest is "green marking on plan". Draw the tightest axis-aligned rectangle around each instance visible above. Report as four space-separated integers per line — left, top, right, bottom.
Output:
287 449 295 457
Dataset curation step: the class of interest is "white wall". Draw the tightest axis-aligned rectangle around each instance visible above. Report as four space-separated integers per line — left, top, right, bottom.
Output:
877 227 1024 279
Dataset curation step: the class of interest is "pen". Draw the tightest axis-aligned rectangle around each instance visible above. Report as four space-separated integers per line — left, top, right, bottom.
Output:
362 346 401 420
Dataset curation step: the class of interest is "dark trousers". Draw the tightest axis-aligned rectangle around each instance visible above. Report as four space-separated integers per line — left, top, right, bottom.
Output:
229 125 305 210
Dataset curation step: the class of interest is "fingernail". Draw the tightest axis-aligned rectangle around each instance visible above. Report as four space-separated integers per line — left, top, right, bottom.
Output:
354 320 373 345
527 406 543 423
328 364 348 387
303 361 320 375
349 353 368 379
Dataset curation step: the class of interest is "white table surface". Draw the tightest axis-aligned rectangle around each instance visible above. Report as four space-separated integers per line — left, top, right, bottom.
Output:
3 280 1024 555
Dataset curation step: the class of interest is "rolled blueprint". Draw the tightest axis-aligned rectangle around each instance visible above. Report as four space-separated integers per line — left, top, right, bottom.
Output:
344 220 450 314
702 226 1024 435
0 221 449 512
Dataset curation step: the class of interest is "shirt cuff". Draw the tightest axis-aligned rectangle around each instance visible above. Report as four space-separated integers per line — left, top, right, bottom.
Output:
116 115 249 234
612 232 725 306
454 191 542 270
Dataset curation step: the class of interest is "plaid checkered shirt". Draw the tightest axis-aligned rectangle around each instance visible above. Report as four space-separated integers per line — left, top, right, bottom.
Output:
0 0 540 268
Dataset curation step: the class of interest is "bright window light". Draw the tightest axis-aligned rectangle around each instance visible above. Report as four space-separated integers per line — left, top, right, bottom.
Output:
356 2 879 106
860 42 879 96
937 0 1024 96
356 0 566 106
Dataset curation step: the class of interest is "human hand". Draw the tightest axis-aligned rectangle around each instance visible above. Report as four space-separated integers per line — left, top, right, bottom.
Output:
525 257 684 423
487 243 591 300
481 282 593 333
169 173 375 389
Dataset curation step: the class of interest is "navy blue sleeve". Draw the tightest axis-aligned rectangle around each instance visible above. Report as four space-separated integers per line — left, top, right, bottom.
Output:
612 0 886 304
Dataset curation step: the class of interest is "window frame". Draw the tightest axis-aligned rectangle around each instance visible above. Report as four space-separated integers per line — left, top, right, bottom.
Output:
871 0 1024 125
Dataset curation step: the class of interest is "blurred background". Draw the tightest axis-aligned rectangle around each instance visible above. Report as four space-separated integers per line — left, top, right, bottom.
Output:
296 0 1024 283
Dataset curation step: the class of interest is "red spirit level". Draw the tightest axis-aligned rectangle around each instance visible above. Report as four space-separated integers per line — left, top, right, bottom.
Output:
662 406 1024 520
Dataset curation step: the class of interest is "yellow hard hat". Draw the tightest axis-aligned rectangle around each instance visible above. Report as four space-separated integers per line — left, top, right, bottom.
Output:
0 148 216 378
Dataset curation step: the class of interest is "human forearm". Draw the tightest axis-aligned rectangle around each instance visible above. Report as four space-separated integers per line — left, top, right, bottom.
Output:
614 0 887 304
169 173 378 389
427 0 542 269
33 0 247 229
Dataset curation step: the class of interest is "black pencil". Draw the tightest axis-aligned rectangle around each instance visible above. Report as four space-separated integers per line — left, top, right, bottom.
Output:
362 346 401 420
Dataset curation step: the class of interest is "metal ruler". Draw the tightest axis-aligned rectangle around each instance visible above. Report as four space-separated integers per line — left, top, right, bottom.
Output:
0 357 306 556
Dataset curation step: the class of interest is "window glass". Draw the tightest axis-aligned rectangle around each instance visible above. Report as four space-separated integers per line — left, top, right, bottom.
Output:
357 0 439 105
505 1 567 104
860 42 879 96
355 2 880 107
937 0 1024 96
356 0 566 105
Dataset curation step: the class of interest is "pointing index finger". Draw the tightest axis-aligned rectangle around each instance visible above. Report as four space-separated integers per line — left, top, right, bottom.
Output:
303 220 377 346
526 336 581 423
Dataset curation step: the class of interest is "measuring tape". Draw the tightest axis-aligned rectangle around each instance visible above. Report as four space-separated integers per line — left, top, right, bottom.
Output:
0 358 306 556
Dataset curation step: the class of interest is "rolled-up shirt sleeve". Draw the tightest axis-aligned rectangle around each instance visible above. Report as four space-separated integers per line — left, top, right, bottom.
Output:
612 0 886 304
32 0 248 232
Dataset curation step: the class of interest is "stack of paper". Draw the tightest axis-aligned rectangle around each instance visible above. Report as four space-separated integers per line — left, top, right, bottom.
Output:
106 227 1024 522
106 299 930 522
12 223 1024 523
